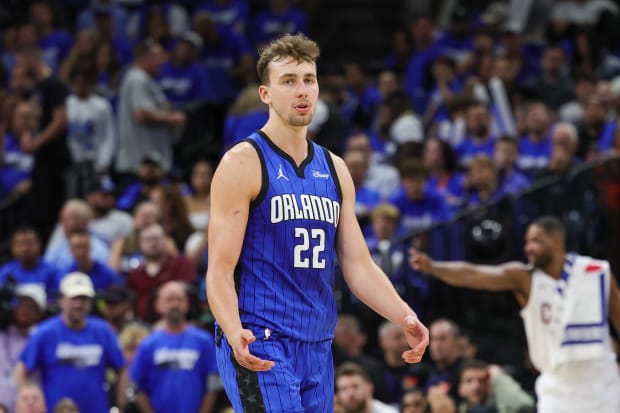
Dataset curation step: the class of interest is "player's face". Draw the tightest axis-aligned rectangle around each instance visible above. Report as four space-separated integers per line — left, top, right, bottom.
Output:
336 375 371 413
458 368 489 405
524 225 554 268
260 58 318 128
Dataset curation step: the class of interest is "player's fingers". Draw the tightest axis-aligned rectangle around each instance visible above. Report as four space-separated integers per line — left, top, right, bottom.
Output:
402 348 424 363
240 330 256 344
236 353 275 371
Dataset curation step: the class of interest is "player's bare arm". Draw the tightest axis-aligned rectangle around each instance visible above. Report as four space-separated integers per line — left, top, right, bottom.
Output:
409 248 531 307
609 273 620 337
331 153 429 363
206 142 275 372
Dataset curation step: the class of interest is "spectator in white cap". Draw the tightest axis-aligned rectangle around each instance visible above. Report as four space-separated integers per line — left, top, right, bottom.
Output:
15 272 125 413
0 284 46 412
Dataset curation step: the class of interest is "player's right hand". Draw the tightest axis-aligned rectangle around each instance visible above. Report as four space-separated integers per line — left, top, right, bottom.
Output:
228 328 275 372
409 248 433 273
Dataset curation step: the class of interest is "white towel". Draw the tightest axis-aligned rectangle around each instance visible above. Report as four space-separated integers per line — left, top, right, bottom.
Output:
550 254 610 369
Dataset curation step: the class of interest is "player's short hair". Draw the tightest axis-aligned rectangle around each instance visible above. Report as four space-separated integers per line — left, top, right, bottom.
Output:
256 33 320 84
531 215 565 239
335 362 371 384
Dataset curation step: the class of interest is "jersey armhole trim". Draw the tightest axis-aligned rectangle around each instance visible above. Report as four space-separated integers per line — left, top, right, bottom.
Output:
243 138 268 210
323 147 343 201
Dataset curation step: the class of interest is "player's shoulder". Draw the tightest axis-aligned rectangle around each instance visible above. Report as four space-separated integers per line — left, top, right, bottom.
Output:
214 139 263 182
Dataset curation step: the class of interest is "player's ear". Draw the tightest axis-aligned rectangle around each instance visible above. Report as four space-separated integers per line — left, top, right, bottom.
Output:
258 85 271 105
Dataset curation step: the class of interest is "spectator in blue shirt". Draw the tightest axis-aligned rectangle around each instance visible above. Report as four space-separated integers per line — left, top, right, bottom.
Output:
195 0 250 34
222 83 269 152
192 11 254 104
30 0 74 72
517 102 553 176
341 61 383 130
131 281 219 413
0 99 35 202
436 6 474 65
60 231 123 291
44 199 111 271
389 159 451 235
493 136 531 196
158 31 210 109
0 226 58 293
463 154 506 209
343 149 382 238
89 6 133 69
249 0 308 50
15 272 126 413
456 101 497 167
423 137 464 209
75 2 130 39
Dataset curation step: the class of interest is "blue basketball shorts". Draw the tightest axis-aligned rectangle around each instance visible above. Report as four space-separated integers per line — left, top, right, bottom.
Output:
215 324 334 412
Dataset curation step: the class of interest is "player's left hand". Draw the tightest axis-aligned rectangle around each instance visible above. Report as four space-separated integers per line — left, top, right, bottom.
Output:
401 314 429 363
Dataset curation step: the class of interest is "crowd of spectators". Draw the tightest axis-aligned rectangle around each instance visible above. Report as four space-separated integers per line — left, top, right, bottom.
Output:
1 0 620 412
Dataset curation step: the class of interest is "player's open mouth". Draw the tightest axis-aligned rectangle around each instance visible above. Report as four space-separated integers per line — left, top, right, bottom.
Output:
294 103 311 113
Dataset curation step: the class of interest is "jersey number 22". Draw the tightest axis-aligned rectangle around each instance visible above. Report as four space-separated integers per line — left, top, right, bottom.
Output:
293 227 326 268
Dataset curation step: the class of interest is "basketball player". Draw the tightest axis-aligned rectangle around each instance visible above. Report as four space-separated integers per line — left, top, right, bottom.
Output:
410 215 620 413
206 33 429 413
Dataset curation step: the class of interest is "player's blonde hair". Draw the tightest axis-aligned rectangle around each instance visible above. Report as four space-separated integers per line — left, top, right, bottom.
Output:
256 33 320 85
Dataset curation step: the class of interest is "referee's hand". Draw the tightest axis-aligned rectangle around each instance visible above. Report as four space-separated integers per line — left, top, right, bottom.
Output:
228 328 275 371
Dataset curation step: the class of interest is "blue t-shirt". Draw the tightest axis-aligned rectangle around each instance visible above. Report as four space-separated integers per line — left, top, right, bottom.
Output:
500 169 531 196
389 187 451 235
355 185 382 238
20 315 125 413
157 61 210 108
61 261 123 291
39 30 74 72
222 110 269 152
250 6 308 48
427 173 465 208
199 26 251 103
195 0 249 33
0 259 59 292
517 135 552 175
0 132 33 201
130 326 218 413
44 237 111 272
455 135 497 166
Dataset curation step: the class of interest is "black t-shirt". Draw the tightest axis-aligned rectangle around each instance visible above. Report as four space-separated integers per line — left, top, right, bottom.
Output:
31 75 69 163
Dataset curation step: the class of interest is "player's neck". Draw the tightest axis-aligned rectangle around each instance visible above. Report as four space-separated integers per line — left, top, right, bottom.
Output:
545 253 566 279
261 124 309 165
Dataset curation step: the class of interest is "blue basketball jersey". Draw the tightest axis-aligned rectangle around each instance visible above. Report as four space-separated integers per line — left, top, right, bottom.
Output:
237 131 342 342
